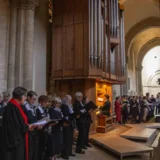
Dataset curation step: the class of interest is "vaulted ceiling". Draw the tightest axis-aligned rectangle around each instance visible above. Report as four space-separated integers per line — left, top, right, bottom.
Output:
123 0 160 71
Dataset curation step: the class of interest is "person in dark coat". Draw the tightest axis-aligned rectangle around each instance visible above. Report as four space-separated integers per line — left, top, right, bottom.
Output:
48 97 64 160
36 95 49 160
130 96 139 123
1 87 35 160
23 91 39 160
83 96 92 148
0 91 10 116
121 100 129 124
73 92 86 154
61 95 76 159
100 94 111 116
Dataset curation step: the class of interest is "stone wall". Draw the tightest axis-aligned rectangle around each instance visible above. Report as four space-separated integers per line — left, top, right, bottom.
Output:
33 0 48 95
0 0 10 93
0 0 48 95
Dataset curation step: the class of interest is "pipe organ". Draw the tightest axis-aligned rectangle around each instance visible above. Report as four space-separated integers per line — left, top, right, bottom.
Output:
51 0 126 133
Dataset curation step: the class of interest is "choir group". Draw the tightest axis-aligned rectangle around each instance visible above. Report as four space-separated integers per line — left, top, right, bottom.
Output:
0 87 93 160
114 93 160 124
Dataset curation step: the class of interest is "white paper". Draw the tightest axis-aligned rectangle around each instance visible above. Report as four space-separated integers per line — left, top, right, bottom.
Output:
33 120 47 126
80 109 86 113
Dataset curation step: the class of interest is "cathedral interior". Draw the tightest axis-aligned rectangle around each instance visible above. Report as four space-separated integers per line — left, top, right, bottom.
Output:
1 0 160 160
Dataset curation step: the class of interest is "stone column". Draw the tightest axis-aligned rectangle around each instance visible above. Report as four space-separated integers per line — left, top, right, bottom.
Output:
7 1 17 93
136 65 143 95
15 5 25 87
23 1 39 90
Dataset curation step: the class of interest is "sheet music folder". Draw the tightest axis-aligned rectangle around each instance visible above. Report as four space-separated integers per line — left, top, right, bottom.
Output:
85 101 97 111
33 117 62 126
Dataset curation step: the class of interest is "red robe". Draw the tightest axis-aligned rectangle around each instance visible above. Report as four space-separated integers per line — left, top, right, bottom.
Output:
115 101 122 122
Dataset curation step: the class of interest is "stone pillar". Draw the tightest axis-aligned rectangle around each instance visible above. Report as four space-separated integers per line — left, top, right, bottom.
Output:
136 65 143 95
7 2 17 93
23 9 35 90
23 1 39 90
15 5 25 87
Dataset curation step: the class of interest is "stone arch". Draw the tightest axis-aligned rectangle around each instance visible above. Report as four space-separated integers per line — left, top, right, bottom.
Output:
147 70 160 86
125 17 160 56
136 37 160 66
135 37 160 95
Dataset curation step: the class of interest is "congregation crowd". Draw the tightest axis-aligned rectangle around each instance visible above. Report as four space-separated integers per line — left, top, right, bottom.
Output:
0 87 93 160
114 93 160 124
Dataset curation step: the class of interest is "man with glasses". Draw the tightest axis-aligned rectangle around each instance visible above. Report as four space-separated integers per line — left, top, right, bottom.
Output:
23 91 39 160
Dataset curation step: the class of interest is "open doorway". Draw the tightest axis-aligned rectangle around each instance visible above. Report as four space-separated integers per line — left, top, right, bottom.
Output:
142 46 160 96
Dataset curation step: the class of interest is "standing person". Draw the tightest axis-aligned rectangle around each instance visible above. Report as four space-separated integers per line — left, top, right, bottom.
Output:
0 93 2 105
23 91 39 160
121 100 129 124
1 91 11 107
36 95 49 160
115 96 122 124
49 97 64 160
1 87 35 160
156 93 160 115
139 96 149 123
0 93 3 116
130 96 139 123
61 95 76 159
73 92 86 154
0 91 10 116
83 96 92 148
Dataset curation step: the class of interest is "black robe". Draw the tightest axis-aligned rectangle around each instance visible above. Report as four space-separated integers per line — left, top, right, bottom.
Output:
36 106 49 160
61 104 75 157
23 103 38 160
73 100 86 152
1 101 29 160
0 101 5 116
48 107 63 157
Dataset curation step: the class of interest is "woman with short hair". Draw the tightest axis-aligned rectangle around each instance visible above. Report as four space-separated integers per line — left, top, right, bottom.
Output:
61 95 76 159
1 87 34 160
48 97 64 160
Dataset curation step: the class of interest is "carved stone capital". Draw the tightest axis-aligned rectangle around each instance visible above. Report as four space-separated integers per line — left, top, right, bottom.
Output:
136 65 143 71
10 0 40 10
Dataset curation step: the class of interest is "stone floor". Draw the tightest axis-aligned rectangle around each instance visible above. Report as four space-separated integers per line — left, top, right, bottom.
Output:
58 123 159 160
58 145 151 160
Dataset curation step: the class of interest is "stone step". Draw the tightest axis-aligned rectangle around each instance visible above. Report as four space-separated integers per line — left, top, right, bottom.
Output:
120 127 157 141
91 135 153 160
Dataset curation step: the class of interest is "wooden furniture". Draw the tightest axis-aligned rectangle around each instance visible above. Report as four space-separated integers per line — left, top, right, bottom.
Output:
97 115 107 133
51 0 125 81
96 115 113 133
106 116 113 128
50 0 126 133
91 135 153 160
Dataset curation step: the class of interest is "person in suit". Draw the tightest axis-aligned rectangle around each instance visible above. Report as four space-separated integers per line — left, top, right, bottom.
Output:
23 91 39 160
83 96 92 148
36 95 49 160
73 92 86 154
61 95 76 159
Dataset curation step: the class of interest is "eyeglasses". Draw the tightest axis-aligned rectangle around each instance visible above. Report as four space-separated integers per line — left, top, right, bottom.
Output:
32 98 37 100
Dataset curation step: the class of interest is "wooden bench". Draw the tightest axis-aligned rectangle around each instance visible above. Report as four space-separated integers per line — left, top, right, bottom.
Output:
96 115 113 133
